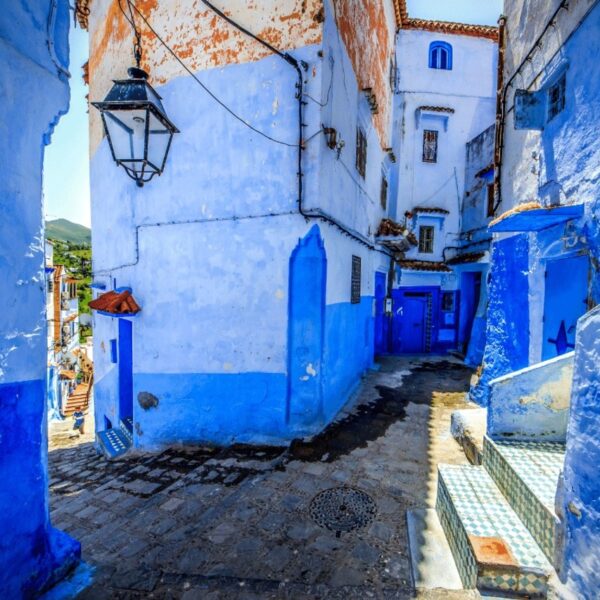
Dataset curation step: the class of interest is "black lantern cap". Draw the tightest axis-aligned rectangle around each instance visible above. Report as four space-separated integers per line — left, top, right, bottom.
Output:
92 68 179 133
92 67 179 187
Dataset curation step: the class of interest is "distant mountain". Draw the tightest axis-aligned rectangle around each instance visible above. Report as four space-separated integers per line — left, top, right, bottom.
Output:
46 218 91 245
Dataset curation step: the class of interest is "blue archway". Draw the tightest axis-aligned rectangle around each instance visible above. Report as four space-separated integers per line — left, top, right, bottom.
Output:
287 225 327 432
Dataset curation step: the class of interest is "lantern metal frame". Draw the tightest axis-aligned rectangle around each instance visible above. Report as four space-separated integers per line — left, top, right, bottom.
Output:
92 67 179 187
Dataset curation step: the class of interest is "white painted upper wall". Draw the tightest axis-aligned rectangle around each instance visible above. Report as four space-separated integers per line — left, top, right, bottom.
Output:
500 0 599 213
396 29 497 99
392 29 497 261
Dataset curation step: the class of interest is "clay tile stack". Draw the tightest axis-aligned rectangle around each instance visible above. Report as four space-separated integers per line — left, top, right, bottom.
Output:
89 290 141 315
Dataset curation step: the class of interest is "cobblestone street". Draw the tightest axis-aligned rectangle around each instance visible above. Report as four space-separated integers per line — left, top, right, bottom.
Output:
49 358 477 599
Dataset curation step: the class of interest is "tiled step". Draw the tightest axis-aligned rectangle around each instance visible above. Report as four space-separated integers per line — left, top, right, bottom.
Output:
96 428 131 459
120 416 133 445
483 436 565 564
437 464 553 597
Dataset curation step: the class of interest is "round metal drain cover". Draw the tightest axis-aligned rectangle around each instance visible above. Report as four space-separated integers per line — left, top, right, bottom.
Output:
309 486 377 536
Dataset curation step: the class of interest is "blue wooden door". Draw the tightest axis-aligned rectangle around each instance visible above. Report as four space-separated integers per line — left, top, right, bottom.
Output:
374 272 387 355
118 319 133 421
542 254 589 361
392 291 427 353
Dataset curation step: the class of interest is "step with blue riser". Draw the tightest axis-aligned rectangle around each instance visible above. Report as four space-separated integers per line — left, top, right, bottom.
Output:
96 428 131 459
483 436 565 565
437 463 553 597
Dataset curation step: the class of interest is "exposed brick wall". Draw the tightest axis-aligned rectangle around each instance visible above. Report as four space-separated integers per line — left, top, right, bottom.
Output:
331 0 396 148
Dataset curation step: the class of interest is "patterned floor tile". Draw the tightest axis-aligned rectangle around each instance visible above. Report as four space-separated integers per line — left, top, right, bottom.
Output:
437 464 552 596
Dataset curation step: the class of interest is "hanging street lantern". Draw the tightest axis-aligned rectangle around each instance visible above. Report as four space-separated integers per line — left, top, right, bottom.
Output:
92 67 179 186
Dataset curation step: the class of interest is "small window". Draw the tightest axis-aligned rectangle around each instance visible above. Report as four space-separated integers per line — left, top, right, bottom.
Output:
380 174 388 210
356 127 367 178
486 183 495 217
419 226 434 253
110 339 118 363
429 41 453 70
351 255 361 303
423 130 438 163
547 74 566 122
442 292 455 312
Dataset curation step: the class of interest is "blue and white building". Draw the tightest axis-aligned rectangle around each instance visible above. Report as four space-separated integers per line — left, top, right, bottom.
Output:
436 0 600 597
386 23 498 357
86 0 401 454
0 1 80 596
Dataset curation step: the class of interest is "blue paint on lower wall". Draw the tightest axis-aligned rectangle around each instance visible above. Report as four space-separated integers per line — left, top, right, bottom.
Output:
471 234 530 405
133 372 289 447
322 298 374 421
0 380 80 598
105 298 375 449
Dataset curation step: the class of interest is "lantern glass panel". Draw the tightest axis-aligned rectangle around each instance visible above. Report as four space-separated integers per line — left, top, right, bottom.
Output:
146 111 172 172
103 108 148 165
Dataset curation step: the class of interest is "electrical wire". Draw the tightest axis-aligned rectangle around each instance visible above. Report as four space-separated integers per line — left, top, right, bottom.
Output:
127 0 300 148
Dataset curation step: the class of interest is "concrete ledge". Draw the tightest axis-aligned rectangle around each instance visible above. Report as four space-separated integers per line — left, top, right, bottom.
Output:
451 408 487 465
407 508 463 591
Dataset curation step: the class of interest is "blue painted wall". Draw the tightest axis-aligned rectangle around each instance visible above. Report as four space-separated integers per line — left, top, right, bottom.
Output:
90 1 391 450
0 1 80 595
561 307 600 596
471 234 530 405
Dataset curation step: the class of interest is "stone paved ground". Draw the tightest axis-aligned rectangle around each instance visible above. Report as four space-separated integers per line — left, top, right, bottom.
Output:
49 357 479 599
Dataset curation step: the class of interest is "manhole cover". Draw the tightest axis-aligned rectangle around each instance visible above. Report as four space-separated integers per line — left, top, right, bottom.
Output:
309 486 377 536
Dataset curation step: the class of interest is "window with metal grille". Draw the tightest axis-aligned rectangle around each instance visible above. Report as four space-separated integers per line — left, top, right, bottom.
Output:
487 183 495 217
356 127 367 178
422 130 438 163
419 226 434 253
441 291 455 312
380 174 388 210
547 74 566 122
351 255 361 303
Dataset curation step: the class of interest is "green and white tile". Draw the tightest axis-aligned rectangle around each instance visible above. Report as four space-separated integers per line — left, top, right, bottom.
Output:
483 436 565 563
436 463 553 597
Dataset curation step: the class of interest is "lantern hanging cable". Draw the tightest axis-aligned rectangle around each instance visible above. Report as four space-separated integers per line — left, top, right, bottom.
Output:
125 0 299 148
117 0 143 67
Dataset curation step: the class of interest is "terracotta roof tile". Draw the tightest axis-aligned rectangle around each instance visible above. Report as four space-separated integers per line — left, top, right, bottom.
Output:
394 0 498 39
418 105 455 114
404 18 498 40
414 206 450 215
399 260 451 272
89 290 141 315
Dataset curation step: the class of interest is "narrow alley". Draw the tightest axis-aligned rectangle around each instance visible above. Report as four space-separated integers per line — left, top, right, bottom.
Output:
49 358 475 598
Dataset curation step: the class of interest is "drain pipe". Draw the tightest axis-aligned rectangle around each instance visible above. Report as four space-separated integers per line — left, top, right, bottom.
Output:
200 0 390 254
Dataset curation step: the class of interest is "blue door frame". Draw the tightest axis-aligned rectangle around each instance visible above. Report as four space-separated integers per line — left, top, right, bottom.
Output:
118 319 133 422
374 272 388 355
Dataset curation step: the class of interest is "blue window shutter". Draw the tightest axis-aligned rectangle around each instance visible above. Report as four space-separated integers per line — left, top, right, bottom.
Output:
514 89 546 130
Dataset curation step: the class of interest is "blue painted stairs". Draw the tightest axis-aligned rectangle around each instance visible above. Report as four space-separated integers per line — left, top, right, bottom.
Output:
96 417 133 459
436 435 565 597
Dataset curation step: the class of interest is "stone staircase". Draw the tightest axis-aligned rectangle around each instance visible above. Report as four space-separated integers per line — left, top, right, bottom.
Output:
96 417 133 459
436 435 565 597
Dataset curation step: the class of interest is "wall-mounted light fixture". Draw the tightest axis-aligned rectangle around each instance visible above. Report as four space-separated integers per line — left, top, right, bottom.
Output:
323 126 338 150
91 1 178 187
92 67 179 187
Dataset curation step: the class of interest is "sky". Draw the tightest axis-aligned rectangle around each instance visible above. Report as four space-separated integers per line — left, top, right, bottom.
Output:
407 0 502 25
44 23 90 227
43 1 503 228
